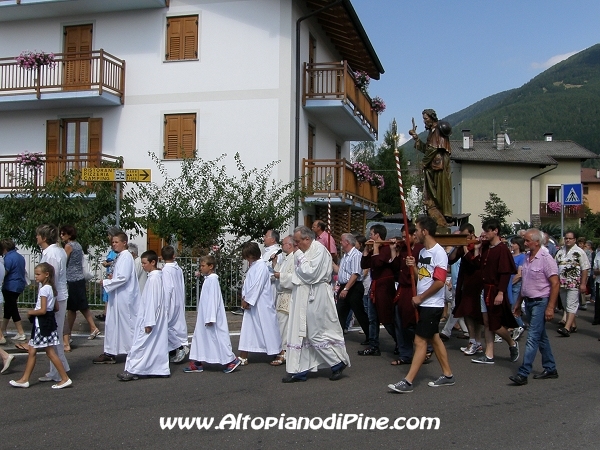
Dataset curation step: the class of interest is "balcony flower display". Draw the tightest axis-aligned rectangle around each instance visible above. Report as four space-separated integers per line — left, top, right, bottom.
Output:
353 70 370 93
351 161 372 183
371 173 385 190
15 50 56 70
371 96 386 115
548 202 562 213
16 152 44 170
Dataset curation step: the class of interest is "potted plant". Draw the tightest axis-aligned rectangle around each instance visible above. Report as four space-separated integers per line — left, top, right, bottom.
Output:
15 50 56 70
351 161 372 183
353 70 370 93
371 96 386 115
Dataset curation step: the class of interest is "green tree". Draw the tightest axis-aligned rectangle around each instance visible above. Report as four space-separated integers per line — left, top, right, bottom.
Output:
479 192 513 236
0 167 139 252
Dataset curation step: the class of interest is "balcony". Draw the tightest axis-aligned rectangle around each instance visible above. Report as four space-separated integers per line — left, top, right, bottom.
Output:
302 158 378 211
303 61 378 141
0 0 168 22
0 153 123 191
539 202 584 220
0 50 125 111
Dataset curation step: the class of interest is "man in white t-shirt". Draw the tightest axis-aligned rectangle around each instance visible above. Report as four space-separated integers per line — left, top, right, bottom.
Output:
388 216 454 393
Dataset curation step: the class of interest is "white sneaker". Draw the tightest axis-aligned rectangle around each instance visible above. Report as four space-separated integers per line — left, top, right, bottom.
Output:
12 334 27 341
462 343 483 355
172 347 188 363
494 335 502 343
512 327 525 341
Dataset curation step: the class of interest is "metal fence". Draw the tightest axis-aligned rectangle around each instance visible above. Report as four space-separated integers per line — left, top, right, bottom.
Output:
14 255 244 310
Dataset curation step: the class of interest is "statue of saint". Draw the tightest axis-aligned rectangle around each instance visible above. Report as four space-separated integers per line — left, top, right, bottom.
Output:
408 109 452 228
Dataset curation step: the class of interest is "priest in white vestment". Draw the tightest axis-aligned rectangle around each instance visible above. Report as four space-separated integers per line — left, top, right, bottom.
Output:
161 246 189 363
238 242 283 364
94 233 140 363
120 251 169 380
188 256 238 367
283 226 350 382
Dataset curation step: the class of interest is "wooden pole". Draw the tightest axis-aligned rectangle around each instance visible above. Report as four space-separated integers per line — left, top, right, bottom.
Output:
392 119 417 298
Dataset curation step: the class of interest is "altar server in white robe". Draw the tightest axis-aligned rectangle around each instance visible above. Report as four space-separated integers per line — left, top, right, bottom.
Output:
93 232 140 364
161 246 189 363
283 226 350 383
238 242 283 365
262 229 284 304
118 250 169 380
184 255 241 374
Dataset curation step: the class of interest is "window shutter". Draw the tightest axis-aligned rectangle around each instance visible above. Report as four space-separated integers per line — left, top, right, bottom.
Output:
166 16 198 60
146 229 165 255
180 114 196 158
46 120 60 180
164 115 181 159
166 17 181 60
183 16 198 59
88 118 102 166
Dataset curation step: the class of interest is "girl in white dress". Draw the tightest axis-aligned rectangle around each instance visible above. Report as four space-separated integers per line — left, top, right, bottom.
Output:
9 263 72 389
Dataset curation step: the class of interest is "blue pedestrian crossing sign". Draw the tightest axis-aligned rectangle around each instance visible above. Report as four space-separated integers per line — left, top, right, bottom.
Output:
562 183 583 205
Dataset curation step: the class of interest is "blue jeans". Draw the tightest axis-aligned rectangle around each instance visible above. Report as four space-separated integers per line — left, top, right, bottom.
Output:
367 299 395 349
518 298 556 377
510 282 525 327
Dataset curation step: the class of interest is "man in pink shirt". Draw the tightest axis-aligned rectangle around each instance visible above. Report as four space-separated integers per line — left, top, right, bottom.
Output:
312 220 337 263
509 228 559 386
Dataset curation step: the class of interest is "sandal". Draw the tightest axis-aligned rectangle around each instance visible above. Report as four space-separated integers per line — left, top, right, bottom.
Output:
14 343 29 351
390 358 411 365
238 357 249 366
270 353 286 366
423 352 433 364
88 329 101 340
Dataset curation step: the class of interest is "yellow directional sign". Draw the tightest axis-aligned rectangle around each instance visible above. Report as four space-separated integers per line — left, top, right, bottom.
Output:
81 168 151 182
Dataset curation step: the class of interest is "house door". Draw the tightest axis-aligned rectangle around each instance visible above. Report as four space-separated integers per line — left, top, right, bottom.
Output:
63 24 92 90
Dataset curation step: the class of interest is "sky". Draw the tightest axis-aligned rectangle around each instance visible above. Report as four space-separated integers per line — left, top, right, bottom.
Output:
350 0 600 145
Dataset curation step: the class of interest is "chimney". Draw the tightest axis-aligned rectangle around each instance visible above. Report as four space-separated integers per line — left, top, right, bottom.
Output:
496 133 505 150
544 133 553 142
462 129 471 149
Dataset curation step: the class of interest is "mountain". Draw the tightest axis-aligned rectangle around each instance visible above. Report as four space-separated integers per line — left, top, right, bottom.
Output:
401 43 600 163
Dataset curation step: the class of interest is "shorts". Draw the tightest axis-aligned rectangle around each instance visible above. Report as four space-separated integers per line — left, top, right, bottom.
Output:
560 288 579 314
67 279 89 311
415 306 444 339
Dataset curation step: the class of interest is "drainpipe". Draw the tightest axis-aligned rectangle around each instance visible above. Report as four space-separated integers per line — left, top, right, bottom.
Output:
530 164 558 225
294 0 343 227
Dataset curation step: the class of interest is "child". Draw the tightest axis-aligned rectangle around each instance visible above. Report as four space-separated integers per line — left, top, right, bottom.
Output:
185 255 240 374
238 242 282 365
9 263 72 389
118 250 169 381
161 246 189 363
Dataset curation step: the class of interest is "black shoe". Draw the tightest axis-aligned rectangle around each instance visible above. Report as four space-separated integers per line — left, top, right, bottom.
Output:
360 340 370 346
93 353 116 364
439 333 450 342
329 363 347 381
592 321 600 325
393 348 399 355
533 369 558 379
357 347 381 356
557 327 570 337
231 308 244 316
95 314 106 321
282 374 306 383
118 371 139 381
509 374 528 385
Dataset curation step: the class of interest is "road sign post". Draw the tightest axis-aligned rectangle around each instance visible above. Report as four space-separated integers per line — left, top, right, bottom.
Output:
81 168 151 228
561 183 583 239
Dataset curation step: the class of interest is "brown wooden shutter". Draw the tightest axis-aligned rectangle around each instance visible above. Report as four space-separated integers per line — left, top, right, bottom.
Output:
183 16 198 59
166 16 198 60
164 114 195 159
45 120 60 181
146 229 164 255
180 114 196 158
64 24 92 89
164 115 181 159
88 118 102 166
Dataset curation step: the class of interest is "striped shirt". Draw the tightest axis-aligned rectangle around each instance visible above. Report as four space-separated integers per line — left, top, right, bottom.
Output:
338 247 363 284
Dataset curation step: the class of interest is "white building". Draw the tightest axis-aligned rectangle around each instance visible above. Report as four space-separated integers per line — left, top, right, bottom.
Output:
0 0 384 252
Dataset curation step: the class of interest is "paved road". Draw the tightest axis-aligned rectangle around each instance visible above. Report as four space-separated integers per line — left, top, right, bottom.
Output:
2 308 600 449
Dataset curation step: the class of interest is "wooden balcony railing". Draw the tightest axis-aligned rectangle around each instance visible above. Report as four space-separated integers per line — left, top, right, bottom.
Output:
0 50 125 102
303 61 378 138
539 202 584 219
303 158 378 210
0 153 123 190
